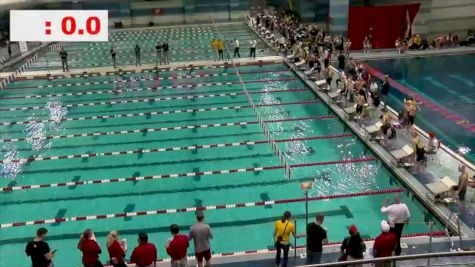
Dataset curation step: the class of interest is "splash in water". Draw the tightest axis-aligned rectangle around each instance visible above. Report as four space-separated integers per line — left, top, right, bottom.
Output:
46 97 67 124
0 144 26 179
25 118 51 151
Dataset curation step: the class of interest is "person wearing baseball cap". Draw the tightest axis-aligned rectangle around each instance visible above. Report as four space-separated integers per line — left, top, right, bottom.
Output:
373 221 397 267
339 225 366 265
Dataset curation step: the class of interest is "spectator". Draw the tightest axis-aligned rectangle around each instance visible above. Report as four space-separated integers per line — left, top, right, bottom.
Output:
395 37 403 54
162 42 169 65
189 212 213 267
211 38 219 61
249 39 257 58
217 39 224 61
274 211 298 267
380 75 390 110
106 230 127 267
337 51 345 71
233 38 240 58
7 40 12 59
110 46 117 68
134 44 141 66
59 48 68 72
130 232 157 267
77 229 102 267
425 132 439 154
306 213 328 264
372 220 397 267
25 228 56 267
166 224 189 267
325 66 334 89
344 38 352 57
155 42 162 66
454 165 469 202
381 195 410 256
363 36 371 53
339 225 366 266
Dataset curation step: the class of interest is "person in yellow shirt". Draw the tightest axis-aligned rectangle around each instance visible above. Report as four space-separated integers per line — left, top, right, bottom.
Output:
274 211 297 267
211 38 219 61
217 39 225 61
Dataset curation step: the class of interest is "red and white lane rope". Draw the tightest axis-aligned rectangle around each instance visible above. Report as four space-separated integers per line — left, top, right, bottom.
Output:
2 77 296 100
0 87 307 112
0 186 400 228
1 133 353 164
0 157 375 192
0 115 335 143
0 100 321 126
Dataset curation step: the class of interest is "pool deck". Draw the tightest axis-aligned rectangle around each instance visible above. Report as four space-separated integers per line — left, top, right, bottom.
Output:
0 55 283 80
249 23 475 241
346 46 475 61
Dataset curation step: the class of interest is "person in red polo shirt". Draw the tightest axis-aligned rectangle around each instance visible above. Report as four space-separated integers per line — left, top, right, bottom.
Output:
166 224 189 267
372 220 397 267
77 229 103 267
130 232 157 267
106 230 127 267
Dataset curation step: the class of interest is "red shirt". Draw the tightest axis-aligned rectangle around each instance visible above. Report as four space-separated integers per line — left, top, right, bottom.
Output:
166 234 189 260
130 243 157 266
108 241 125 263
80 239 101 266
373 232 397 257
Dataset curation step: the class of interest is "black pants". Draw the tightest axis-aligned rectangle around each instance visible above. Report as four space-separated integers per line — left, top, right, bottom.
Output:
218 50 224 60
391 223 405 255
135 54 141 66
112 56 116 68
250 47 256 58
61 59 68 72
234 47 240 58
275 242 290 267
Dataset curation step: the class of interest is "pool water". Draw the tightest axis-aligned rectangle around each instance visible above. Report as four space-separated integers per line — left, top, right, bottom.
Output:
367 53 475 163
0 61 445 266
21 24 273 71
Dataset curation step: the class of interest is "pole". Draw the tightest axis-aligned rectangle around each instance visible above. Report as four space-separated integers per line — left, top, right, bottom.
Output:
294 219 297 259
305 190 309 226
426 221 433 267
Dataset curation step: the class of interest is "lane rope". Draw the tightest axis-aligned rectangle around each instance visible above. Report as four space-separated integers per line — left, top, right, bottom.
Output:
7 59 277 85
0 156 375 192
0 115 335 143
1 133 352 164
1 77 297 100
0 88 308 112
0 186 397 228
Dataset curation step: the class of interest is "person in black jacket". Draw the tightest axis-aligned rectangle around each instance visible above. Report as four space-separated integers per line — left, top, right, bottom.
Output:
340 225 366 265
59 48 68 72
162 42 169 65
134 44 141 66
110 46 117 68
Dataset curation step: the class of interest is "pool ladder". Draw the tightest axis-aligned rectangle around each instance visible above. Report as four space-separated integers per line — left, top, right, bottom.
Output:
445 211 463 251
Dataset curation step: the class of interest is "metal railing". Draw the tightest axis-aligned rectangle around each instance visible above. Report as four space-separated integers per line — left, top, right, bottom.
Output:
446 211 464 251
294 250 475 267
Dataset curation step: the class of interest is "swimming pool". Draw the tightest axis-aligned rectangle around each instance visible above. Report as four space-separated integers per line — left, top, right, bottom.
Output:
0 59 446 266
366 53 475 163
18 23 273 72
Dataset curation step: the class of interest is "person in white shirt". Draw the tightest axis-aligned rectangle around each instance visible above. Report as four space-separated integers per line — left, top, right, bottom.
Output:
381 195 410 255
249 39 257 58
233 38 240 58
